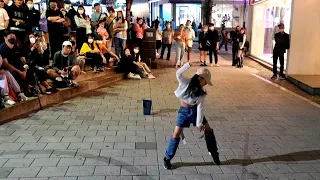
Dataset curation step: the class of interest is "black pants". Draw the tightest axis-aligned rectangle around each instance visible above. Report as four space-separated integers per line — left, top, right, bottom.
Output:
273 51 285 76
86 53 103 69
156 40 162 52
232 44 238 65
209 49 218 64
160 44 172 60
76 27 87 51
136 38 144 59
0 30 5 45
49 32 63 59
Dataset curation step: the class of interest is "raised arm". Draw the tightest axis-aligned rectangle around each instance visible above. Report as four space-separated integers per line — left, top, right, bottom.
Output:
176 62 191 82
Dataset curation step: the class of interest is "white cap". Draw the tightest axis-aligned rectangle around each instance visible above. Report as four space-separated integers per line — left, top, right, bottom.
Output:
196 68 213 86
62 41 72 47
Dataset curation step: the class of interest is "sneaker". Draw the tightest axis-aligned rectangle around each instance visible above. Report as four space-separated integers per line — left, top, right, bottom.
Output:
279 76 286 80
96 68 103 72
200 63 207 66
210 63 213 67
215 64 220 67
70 81 79 87
147 74 155 79
271 75 277 80
133 74 142 80
18 93 28 101
90 68 96 72
163 157 172 169
4 95 15 105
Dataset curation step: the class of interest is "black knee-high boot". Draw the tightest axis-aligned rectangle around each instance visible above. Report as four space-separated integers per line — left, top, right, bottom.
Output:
205 129 220 165
236 57 240 67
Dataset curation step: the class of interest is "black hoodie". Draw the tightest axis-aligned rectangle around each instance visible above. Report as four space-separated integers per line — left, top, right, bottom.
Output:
25 7 40 34
8 4 27 31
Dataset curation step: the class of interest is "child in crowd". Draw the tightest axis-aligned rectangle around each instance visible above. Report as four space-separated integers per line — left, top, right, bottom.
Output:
131 45 155 79
97 20 109 47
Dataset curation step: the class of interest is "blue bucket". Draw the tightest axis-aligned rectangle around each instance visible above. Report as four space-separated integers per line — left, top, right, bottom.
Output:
143 100 152 115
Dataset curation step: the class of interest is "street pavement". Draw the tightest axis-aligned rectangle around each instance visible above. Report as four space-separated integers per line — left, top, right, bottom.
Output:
1 54 320 180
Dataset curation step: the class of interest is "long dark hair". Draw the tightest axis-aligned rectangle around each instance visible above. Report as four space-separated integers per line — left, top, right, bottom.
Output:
184 74 206 98
76 5 86 19
117 11 125 22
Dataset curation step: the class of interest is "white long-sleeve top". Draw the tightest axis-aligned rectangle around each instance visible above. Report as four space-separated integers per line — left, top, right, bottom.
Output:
174 63 205 127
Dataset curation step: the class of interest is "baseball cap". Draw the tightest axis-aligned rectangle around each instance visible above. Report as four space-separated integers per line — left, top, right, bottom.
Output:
64 0 71 4
62 41 72 47
32 27 41 34
196 68 213 86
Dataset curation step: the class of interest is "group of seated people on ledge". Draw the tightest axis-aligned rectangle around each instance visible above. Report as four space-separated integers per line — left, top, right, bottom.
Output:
0 29 155 108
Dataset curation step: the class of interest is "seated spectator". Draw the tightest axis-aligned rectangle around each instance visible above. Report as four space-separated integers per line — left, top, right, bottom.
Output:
0 31 36 97
47 41 80 88
95 35 119 69
25 33 56 94
0 55 28 104
131 45 155 79
80 33 104 72
116 48 142 80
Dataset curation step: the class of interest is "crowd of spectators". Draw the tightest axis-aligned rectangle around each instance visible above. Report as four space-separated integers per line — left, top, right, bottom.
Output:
0 0 155 109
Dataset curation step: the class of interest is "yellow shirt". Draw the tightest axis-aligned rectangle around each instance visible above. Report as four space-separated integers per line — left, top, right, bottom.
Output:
80 42 100 55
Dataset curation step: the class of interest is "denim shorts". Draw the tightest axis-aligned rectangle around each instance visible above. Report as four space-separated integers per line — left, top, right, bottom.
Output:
176 106 208 128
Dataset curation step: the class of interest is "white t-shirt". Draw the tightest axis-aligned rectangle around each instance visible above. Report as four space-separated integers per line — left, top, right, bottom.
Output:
0 8 9 30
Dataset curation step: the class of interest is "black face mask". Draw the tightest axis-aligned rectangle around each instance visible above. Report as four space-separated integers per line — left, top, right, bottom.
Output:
8 38 15 45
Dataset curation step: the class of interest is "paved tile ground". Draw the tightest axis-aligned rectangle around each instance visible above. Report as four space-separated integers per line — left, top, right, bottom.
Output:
1 52 320 180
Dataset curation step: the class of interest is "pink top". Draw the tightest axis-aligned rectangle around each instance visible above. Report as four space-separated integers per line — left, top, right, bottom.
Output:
97 27 108 45
134 23 147 39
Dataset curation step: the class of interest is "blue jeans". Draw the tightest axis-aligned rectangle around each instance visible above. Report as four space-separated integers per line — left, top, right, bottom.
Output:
115 37 126 57
175 42 185 66
165 106 218 160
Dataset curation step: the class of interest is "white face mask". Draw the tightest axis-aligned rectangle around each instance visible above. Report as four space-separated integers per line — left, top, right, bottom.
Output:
97 40 102 44
78 10 84 15
133 49 139 54
88 39 93 43
29 37 36 44
27 4 33 10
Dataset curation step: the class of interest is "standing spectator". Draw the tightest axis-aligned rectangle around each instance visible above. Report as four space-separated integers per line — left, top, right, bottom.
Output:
2 0 8 11
64 0 77 31
60 8 71 41
106 7 116 50
271 23 290 80
236 28 246 68
199 25 210 66
74 5 89 51
160 21 174 60
91 3 106 28
8 0 27 47
174 24 186 68
97 20 109 47
113 11 128 58
25 0 40 35
208 23 219 67
134 18 147 59
46 0 65 59
219 25 228 51
155 23 162 55
232 26 240 66
0 0 9 45
184 20 195 62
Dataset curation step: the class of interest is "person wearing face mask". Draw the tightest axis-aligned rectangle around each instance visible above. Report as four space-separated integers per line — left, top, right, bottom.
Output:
95 35 119 68
0 31 36 97
160 21 174 60
25 0 40 35
271 23 290 80
74 5 90 52
207 23 219 67
64 0 77 31
47 41 80 88
116 48 141 79
8 0 28 47
131 45 155 79
46 0 65 59
198 25 210 66
24 33 57 94
231 26 240 66
0 0 9 45
80 33 104 72
183 20 195 62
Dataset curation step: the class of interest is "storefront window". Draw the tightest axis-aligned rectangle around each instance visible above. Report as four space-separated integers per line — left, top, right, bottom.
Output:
250 0 292 67
175 4 201 28
211 4 242 28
